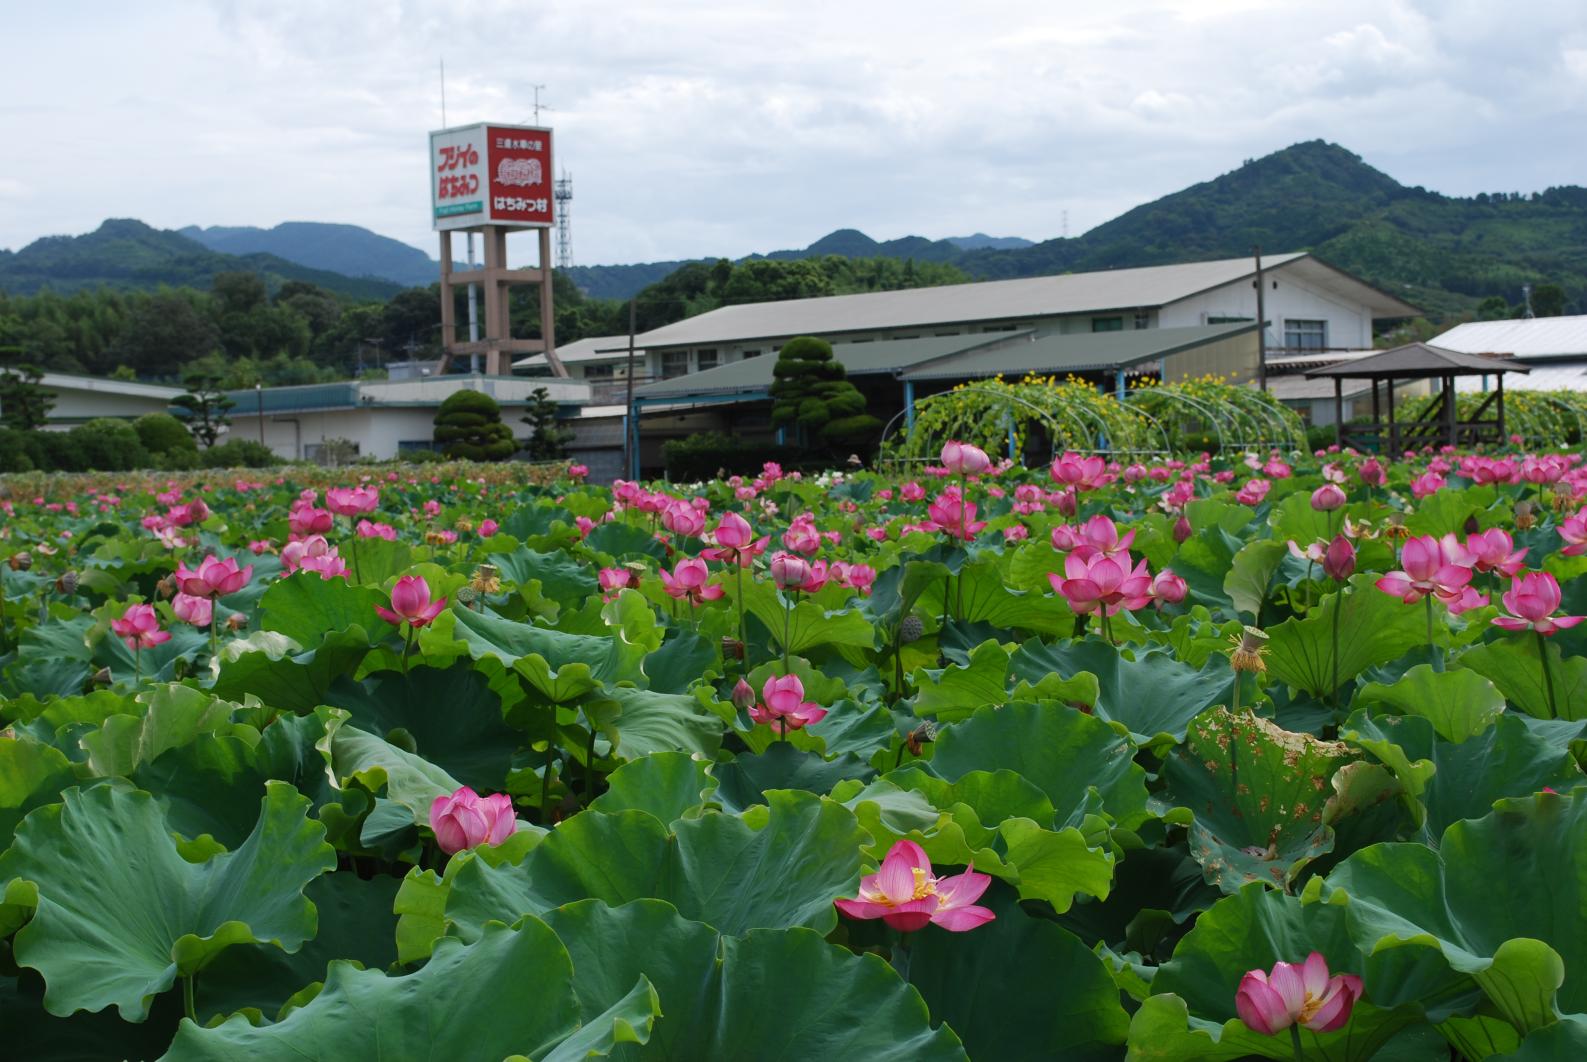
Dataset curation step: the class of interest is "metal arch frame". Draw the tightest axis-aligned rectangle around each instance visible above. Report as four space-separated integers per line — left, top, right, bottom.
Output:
877 386 1076 468
1531 393 1587 447
1123 388 1234 454
1221 387 1308 451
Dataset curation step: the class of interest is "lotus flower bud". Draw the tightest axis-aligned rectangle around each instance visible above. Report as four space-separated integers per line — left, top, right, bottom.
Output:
731 677 756 712
55 570 78 594
1173 515 1193 543
9 551 31 572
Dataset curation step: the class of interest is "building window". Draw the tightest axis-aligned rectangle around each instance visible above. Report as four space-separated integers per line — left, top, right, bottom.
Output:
1206 314 1254 324
397 440 434 453
1284 319 1328 351
1091 316 1124 332
1132 311 1152 329
696 348 719 372
660 351 690 379
934 331 960 337
741 349 761 359
584 364 614 379
981 323 1017 333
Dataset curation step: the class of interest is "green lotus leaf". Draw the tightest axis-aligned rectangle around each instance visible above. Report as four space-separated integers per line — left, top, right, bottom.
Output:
445 790 865 939
1492 1014 1587 1061
258 573 386 648
0 734 76 852
1355 664 1506 743
598 685 724 761
1313 787 1587 1031
913 558 1074 637
1224 538 1288 620
443 605 644 701
160 918 655 1062
78 683 246 779
1342 712 1582 842
907 887 1129 1060
541 898 966 1061
590 751 718 821
910 638 1011 722
728 577 879 654
1162 707 1378 892
1010 637 1234 748
0 780 335 1020
1263 575 1429 698
641 628 718 693
488 546 599 609
929 700 1150 830
1124 993 1435 1062
1460 637 1587 721
712 741 873 811
321 664 518 790
210 627 372 713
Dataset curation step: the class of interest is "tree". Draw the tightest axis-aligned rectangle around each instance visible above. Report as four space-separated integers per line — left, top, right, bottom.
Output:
433 389 515 461
110 291 221 378
520 386 574 461
1476 295 1511 321
171 373 236 447
0 364 55 430
768 335 883 453
1531 283 1566 318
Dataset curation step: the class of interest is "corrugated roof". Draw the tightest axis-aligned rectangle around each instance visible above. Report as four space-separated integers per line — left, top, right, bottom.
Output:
1306 342 1528 378
1433 316 1587 360
900 322 1258 381
611 253 1312 350
1455 362 1587 393
632 332 1024 401
1266 375 1377 402
514 335 639 369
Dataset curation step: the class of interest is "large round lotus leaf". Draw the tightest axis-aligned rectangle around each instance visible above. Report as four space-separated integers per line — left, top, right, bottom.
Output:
541 898 967 1061
1342 711 1583 843
1353 663 1506 743
0 735 75 852
905 886 1128 1060
1493 1014 1587 1061
446 790 865 939
321 664 517 790
928 700 1149 829
1138 884 1446 1060
159 918 657 1062
589 751 718 822
210 628 372 714
0 780 335 1020
1315 787 1587 1031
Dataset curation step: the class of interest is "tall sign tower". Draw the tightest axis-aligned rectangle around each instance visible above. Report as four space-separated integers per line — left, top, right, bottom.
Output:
553 171 574 268
429 122 565 376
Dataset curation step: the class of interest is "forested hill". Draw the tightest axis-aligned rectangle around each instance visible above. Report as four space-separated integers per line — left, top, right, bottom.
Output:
565 141 1587 315
0 220 400 300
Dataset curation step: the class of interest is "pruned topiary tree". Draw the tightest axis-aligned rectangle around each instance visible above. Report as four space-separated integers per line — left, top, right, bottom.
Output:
433 389 516 461
768 335 883 453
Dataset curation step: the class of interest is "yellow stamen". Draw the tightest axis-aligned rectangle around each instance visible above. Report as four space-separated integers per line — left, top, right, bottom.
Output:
911 866 938 901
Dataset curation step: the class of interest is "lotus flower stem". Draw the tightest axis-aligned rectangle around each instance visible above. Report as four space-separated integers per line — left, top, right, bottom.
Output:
1330 589 1341 708
585 726 598 807
349 519 362 584
541 712 555 819
1289 1024 1304 1062
402 627 414 676
1537 630 1559 719
1424 595 1439 672
734 563 747 665
183 973 197 1023
782 595 794 673
209 613 218 659
134 644 142 685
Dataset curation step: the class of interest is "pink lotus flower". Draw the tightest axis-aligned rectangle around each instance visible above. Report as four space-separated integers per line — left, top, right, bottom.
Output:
248 539 273 555
834 840 994 932
782 517 822 556
1236 952 1363 1036
1151 568 1187 605
326 486 380 516
1235 479 1271 506
1078 514 1134 556
941 441 991 476
1464 528 1527 577
769 552 812 591
659 558 723 606
479 518 499 537
598 567 639 600
175 555 254 599
289 505 334 536
1288 539 1328 564
166 499 210 526
1561 508 1587 557
171 592 214 628
356 519 398 540
1172 514 1194 543
111 603 170 650
1410 472 1445 499
1050 453 1111 491
926 488 986 541
375 574 447 628
1050 550 1153 616
568 463 589 481
1494 572 1584 635
1375 536 1472 605
837 562 876 595
730 677 756 712
662 500 706 538
429 785 516 854
1323 536 1356 582
749 673 828 730
1357 459 1385 486
899 481 926 503
1310 484 1346 511
702 513 770 568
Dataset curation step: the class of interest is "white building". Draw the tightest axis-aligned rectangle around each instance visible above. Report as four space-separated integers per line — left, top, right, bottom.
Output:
226 375 590 462
584 252 1417 381
29 372 183 428
1433 316 1587 395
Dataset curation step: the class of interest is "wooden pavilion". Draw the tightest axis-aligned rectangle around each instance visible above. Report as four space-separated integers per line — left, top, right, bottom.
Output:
1305 343 1527 452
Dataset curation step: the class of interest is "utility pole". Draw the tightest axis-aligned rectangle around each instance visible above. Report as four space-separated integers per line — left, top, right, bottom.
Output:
1253 245 1268 392
624 299 638 477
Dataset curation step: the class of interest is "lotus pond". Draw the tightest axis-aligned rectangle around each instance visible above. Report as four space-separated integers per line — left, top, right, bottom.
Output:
0 446 1584 1060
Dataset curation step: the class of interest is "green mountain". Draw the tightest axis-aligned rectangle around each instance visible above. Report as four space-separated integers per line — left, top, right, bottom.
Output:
180 222 443 288
568 141 1587 316
0 219 401 300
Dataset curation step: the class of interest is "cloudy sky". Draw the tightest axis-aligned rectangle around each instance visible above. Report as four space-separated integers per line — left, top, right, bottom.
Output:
3 0 1586 266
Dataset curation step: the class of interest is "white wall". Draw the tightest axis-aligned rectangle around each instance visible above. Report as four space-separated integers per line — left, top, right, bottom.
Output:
1158 274 1373 350
43 388 177 427
229 403 560 461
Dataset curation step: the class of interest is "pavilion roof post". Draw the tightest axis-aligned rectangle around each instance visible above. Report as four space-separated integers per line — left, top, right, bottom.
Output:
1333 377 1344 448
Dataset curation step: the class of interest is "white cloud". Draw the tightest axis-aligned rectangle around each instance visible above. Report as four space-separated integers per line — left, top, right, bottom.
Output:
0 0 1583 266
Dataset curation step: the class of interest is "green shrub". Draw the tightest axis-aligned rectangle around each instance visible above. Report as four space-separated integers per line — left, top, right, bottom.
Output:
135 413 198 457
0 427 37 472
67 419 150 471
434 390 516 461
199 439 280 469
768 336 883 452
661 431 806 481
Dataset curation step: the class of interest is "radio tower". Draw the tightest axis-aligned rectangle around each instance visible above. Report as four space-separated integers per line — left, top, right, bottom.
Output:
554 171 574 268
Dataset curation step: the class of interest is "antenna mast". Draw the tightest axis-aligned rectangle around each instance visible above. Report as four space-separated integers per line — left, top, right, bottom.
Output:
554 171 574 268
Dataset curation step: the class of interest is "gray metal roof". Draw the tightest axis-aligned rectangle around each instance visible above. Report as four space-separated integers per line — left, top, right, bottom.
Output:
1305 342 1528 379
900 322 1258 381
1433 316 1587 361
514 335 639 369
612 253 1314 350
1454 362 1587 394
1266 375 1378 402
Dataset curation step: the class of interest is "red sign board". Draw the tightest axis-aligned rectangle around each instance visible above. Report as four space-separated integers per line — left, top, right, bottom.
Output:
429 122 554 230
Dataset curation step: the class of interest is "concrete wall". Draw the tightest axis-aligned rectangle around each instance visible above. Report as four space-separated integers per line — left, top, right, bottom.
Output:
229 405 557 461
42 387 178 427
